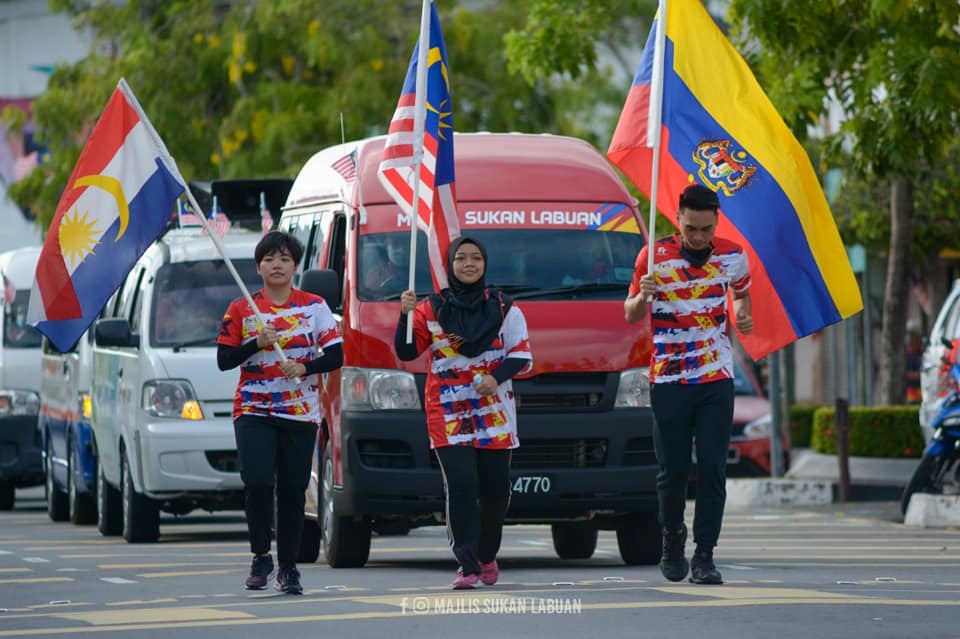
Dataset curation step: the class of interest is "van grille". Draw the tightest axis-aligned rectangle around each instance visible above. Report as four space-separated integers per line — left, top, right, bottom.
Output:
513 372 610 409
359 438 617 470
511 438 608 468
623 437 657 466
515 393 600 408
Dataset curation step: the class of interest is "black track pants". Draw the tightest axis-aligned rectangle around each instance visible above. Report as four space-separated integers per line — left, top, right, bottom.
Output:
434 446 512 575
650 379 734 549
234 415 317 569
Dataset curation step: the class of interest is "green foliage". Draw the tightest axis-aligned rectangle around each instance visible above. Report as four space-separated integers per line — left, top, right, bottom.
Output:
728 0 960 256
9 0 634 232
830 139 960 260
729 0 960 175
810 406 924 458
788 403 825 448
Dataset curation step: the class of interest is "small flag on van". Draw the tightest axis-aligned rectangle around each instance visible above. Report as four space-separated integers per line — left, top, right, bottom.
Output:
177 198 203 228
259 191 272 235
207 195 231 238
331 151 357 182
2 273 14 305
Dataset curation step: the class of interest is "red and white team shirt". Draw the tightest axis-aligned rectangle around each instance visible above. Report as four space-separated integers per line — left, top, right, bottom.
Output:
218 289 343 422
409 300 532 449
630 234 750 384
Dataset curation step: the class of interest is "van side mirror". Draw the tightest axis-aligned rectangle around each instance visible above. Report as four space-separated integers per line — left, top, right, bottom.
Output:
94 318 140 348
942 336 954 349
301 269 340 308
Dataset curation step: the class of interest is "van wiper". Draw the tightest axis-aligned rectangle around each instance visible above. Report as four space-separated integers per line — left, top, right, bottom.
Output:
379 290 431 302
511 282 628 299
491 284 541 293
171 335 218 352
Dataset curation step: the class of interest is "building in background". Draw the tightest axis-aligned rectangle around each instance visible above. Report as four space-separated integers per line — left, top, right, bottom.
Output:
1 0 90 250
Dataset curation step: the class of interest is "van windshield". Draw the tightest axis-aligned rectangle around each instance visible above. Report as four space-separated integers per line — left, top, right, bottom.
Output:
4 290 42 348
151 259 260 348
357 229 645 301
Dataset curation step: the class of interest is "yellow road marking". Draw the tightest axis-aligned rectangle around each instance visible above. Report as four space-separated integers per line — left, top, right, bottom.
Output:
105 599 178 606
137 569 239 578
55 606 254 625
97 562 235 569
60 552 249 559
0 567 31 573
729 561 960 567
0 577 73 584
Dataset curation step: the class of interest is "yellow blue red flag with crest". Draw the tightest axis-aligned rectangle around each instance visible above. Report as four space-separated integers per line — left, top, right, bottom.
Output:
608 0 862 359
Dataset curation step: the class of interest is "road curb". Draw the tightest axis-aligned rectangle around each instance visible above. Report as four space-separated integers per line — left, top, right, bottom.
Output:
726 478 903 507
903 494 960 527
726 478 832 507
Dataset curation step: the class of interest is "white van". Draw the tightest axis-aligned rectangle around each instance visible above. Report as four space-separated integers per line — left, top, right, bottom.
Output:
0 246 43 510
39 327 98 524
91 227 262 542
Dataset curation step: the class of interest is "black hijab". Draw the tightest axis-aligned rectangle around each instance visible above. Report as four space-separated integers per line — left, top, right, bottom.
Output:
429 237 513 358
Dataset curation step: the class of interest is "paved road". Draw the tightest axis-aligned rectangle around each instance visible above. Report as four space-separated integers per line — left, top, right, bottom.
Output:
1 487 958 639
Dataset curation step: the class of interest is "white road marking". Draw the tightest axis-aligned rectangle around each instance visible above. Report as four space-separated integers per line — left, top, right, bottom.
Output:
100 577 138 584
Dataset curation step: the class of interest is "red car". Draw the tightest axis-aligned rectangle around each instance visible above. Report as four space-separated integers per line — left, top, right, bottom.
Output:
726 353 790 476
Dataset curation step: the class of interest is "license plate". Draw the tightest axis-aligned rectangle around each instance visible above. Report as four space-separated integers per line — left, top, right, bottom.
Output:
511 475 553 494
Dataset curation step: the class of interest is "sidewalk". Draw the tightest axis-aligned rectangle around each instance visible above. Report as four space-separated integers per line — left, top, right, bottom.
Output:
726 448 916 507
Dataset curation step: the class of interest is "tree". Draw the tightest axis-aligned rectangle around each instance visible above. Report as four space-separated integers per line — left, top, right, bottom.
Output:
4 0 624 231
727 0 960 404
505 0 960 404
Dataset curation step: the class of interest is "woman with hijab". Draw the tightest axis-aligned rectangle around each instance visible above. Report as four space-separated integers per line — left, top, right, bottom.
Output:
394 237 532 590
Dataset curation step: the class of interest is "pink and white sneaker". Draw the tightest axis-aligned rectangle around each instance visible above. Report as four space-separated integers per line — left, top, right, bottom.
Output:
479 560 499 586
452 570 480 590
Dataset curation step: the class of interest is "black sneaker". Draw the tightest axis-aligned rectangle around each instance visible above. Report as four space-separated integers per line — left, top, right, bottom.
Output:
275 566 303 595
689 551 723 585
659 524 689 582
245 554 274 590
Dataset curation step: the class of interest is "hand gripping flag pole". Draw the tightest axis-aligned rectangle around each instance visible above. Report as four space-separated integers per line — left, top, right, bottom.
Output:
645 0 667 302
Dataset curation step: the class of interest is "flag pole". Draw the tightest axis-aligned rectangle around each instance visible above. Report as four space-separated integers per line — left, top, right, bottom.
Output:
406 0 431 343
116 79 308 373
645 0 667 301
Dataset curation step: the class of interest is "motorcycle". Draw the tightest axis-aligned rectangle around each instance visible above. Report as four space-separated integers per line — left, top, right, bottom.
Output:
900 361 960 515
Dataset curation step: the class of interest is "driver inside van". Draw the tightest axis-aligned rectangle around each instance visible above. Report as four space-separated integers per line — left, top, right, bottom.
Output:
359 244 400 297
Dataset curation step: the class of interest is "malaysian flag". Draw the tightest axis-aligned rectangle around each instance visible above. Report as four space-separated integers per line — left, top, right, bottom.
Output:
177 198 203 228
331 151 357 182
206 195 230 238
377 0 459 291
259 191 273 235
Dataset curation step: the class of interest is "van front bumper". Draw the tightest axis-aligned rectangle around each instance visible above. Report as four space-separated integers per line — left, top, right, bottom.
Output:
332 407 659 525
135 418 243 494
0 415 43 486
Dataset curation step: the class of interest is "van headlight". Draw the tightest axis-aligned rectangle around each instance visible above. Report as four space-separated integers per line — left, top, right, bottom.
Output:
341 367 421 411
743 414 772 439
142 379 204 419
0 390 40 416
615 367 651 407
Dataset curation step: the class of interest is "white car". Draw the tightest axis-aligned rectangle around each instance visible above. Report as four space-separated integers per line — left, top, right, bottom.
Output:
0 246 43 510
920 279 960 442
91 227 262 542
